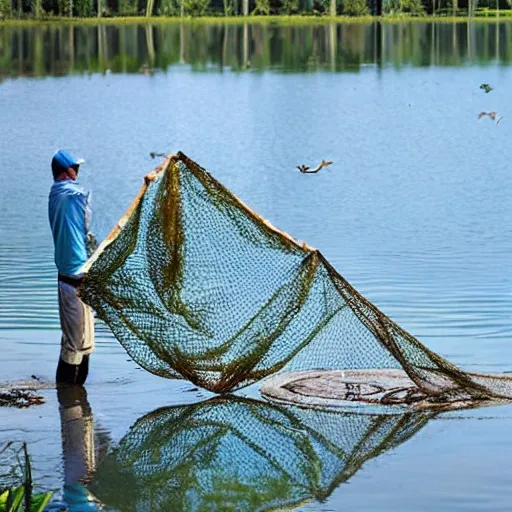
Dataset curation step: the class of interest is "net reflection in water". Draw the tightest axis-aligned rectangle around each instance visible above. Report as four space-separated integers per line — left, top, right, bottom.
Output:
91 396 434 512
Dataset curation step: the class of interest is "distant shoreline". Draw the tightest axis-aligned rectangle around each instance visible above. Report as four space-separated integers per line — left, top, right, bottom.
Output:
1 14 512 26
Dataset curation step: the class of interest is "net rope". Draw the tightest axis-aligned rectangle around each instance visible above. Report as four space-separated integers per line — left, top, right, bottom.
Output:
80 152 512 404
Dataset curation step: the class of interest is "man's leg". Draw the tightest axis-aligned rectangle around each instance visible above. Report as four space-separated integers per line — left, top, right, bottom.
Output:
56 358 79 384
56 356 89 385
57 280 95 385
76 355 89 386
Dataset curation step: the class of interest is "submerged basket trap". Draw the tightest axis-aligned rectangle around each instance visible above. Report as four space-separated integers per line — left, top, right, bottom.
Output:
80 153 512 410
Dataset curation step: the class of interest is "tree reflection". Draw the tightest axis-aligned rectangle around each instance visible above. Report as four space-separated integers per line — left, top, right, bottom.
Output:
0 21 511 79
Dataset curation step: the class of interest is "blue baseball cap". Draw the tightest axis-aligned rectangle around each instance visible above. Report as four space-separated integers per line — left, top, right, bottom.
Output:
52 150 85 170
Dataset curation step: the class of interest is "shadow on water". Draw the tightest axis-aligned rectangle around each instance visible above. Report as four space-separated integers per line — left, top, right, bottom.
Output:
84 396 435 512
1 21 512 79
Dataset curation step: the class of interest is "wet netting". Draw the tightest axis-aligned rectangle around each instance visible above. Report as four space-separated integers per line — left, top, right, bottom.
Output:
91 397 434 512
80 152 512 409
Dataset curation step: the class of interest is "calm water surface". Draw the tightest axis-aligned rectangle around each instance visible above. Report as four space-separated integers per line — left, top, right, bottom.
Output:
0 20 512 511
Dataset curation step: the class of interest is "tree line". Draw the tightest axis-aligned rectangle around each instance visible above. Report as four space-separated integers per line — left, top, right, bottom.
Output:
1 0 511 21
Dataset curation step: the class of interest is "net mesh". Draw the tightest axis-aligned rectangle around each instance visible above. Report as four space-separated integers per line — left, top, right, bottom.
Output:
80 152 512 404
91 396 434 512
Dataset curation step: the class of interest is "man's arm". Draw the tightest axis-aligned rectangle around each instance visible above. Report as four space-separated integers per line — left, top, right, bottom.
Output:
82 191 98 257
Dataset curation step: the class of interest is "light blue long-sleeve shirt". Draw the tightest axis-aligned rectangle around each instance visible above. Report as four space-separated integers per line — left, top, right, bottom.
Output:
48 179 91 277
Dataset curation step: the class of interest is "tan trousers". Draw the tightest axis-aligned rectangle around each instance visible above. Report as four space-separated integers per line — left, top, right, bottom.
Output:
58 280 95 365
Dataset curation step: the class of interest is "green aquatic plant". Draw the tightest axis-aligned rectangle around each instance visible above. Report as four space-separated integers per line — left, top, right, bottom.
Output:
0 443 53 512
0 486 53 512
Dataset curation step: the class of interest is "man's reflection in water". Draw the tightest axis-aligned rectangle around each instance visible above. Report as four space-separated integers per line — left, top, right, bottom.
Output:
55 386 105 512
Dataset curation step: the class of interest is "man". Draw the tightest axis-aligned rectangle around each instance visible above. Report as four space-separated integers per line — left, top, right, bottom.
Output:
49 150 95 385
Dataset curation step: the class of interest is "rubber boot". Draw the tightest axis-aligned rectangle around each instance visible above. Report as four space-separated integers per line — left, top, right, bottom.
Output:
56 358 80 385
56 355 90 386
76 355 89 386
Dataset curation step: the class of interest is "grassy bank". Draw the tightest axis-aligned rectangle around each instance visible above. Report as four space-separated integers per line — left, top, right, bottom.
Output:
2 13 512 25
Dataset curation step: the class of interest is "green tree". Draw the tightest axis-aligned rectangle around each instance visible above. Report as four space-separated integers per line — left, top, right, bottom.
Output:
159 0 179 14
223 0 235 15
145 0 154 15
468 0 478 15
311 0 330 14
182 0 209 15
342 0 368 15
31 0 44 16
280 0 299 13
394 0 424 13
252 0 269 14
403 0 424 13
118 0 136 12
75 0 92 16
0 0 12 16
384 0 424 13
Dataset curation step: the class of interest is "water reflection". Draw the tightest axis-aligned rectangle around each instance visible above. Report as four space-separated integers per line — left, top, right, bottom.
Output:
46 387 107 512
1 21 512 79
91 396 434 511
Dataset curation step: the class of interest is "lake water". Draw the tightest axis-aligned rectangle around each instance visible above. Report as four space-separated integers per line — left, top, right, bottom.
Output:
1 19 512 511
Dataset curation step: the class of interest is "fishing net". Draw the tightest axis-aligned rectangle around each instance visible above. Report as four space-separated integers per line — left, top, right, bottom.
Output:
91 396 434 512
80 152 512 407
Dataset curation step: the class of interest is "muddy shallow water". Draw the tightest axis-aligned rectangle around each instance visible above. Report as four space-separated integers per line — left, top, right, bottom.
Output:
1 19 512 511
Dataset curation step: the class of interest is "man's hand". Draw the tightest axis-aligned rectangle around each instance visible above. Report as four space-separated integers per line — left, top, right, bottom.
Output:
144 162 166 185
86 232 99 257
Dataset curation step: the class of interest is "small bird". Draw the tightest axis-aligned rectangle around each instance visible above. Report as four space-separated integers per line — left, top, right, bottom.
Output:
150 152 168 159
297 160 333 174
480 83 493 93
478 111 503 124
